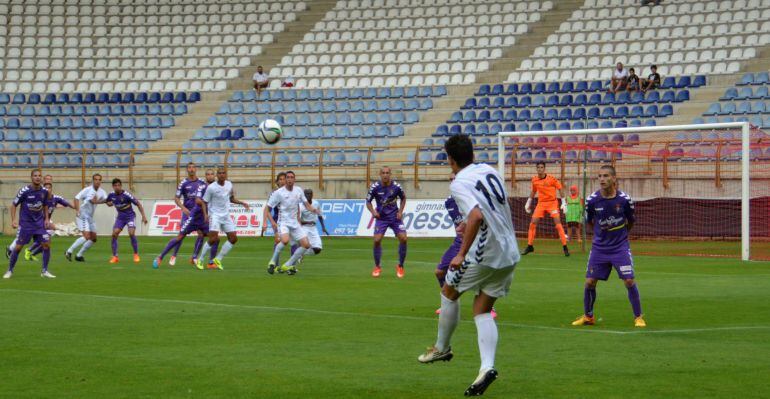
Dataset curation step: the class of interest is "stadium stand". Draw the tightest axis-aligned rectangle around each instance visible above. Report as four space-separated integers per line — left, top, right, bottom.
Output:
506 0 770 83
695 72 770 128
270 0 553 88
0 1 306 93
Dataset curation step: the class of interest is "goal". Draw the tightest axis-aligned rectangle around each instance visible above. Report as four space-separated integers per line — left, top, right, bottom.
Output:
497 122 768 261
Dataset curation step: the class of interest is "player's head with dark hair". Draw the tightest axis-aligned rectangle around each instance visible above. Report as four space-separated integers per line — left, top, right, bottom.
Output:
216 167 227 183
31 169 43 186
92 173 103 188
186 162 197 177
276 172 287 187
598 165 617 192
444 134 474 172
536 161 546 176
205 169 215 183
112 178 123 192
304 188 313 202
285 171 296 188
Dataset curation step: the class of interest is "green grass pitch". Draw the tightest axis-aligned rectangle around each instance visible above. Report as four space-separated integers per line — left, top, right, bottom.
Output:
1 236 769 398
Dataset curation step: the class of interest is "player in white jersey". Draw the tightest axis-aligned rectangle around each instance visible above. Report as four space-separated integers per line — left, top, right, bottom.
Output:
417 134 520 397
265 171 320 275
66 173 108 262
289 188 330 262
262 172 287 263
195 167 250 270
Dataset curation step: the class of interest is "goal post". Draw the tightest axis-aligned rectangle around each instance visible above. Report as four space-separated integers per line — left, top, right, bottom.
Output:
497 122 757 261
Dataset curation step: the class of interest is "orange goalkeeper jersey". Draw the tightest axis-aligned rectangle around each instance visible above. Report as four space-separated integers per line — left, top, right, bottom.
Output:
531 174 562 202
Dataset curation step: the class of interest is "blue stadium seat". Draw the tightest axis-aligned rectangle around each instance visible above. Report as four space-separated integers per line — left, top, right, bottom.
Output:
518 83 532 94
573 107 586 119
490 84 504 96
587 107 600 118
0 93 10 104
518 96 532 107
588 93 602 106
755 72 770 85
643 91 660 104
463 124 476 135
644 105 659 117
12 94 26 104
616 106 629 118
738 73 755 85
505 97 518 108
675 90 690 102
505 84 518 95
532 95 546 106
544 109 558 120
559 94 573 107
601 107 615 118
601 93 616 105
752 86 769 99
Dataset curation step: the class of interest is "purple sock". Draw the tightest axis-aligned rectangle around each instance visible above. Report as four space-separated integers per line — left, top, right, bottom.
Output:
373 244 382 267
290 244 298 256
210 241 219 261
584 287 597 316
159 237 180 260
111 237 118 256
130 235 139 254
42 248 50 272
398 242 407 266
192 236 204 259
172 235 186 257
8 249 20 272
626 284 642 317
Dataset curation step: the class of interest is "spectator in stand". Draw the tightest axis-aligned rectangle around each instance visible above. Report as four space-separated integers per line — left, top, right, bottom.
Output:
641 0 661 5
641 65 661 93
608 62 628 93
626 68 640 92
282 76 295 88
252 65 269 93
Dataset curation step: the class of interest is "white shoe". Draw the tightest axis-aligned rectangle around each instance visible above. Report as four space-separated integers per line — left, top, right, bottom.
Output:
417 346 453 363
41 271 56 278
169 256 177 266
3 271 12 279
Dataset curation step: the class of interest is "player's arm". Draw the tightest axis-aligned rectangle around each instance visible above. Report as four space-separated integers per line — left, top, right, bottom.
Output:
319 215 330 235
133 196 149 224
557 180 568 213
624 197 635 232
584 200 595 230
365 186 380 219
397 189 406 220
9 203 18 229
301 192 319 215
44 203 50 229
175 183 190 216
196 197 209 222
263 205 277 235
525 185 536 214
450 206 483 270
230 191 250 211
90 193 106 205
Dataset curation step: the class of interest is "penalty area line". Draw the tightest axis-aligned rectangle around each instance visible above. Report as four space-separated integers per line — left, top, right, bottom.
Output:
2 289 768 335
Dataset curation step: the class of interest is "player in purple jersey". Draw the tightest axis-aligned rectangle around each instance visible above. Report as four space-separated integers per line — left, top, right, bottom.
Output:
366 166 408 278
166 162 209 266
26 182 75 261
105 178 148 264
4 169 53 279
154 169 216 269
572 165 646 328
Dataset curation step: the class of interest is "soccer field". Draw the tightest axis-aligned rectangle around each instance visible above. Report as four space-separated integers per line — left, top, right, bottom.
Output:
1 236 769 398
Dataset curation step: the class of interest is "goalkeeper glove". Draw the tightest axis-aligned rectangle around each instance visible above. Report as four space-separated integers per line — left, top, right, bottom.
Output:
560 198 568 213
525 198 533 214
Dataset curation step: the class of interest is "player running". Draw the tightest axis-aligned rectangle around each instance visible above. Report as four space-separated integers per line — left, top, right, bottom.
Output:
572 165 646 328
105 178 148 263
262 172 287 262
366 166 407 278
196 167 250 270
166 163 209 266
288 188 329 263
265 171 319 275
522 161 570 257
155 169 215 269
4 169 54 279
66 173 107 262
418 134 519 396
24 182 75 261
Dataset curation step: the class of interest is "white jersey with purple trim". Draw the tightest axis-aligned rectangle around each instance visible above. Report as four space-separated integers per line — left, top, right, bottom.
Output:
450 163 519 269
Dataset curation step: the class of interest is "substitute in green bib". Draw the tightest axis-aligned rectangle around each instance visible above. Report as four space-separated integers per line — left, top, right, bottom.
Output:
566 185 584 243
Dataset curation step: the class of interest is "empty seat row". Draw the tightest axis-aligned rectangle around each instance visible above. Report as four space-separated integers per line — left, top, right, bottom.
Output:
0 141 150 151
478 77 705 96
0 129 163 142
1 80 226 94
449 105 673 123
436 121 656 136
0 104 188 117
0 155 134 169
231 86 445 102
738 72 770 85
194 125 405 140
720 86 770 100
463 91 689 109
204 112 420 128
0 92 200 105
0 116 175 129
508 63 738 83
218 99 433 114
694 115 770 128
704 101 770 115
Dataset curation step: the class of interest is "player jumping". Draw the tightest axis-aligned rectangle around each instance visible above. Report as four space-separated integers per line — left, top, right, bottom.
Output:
522 161 570 257
418 134 520 396
366 166 407 278
66 173 107 262
265 171 320 275
4 169 54 279
105 178 148 263
196 167 250 270
572 165 646 328
155 169 215 269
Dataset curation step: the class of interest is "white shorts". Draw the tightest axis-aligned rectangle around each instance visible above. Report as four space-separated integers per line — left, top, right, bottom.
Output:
279 221 307 242
291 225 322 249
456 264 516 298
209 213 236 233
76 216 97 233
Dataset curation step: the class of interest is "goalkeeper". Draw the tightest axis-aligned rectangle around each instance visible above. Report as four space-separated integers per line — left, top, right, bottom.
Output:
522 161 570 257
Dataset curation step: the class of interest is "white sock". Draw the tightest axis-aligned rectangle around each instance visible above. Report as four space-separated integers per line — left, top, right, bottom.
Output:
68 237 87 254
199 242 211 262
474 313 498 372
215 241 234 261
284 246 307 266
77 240 94 257
303 248 319 257
271 242 285 264
8 239 18 251
435 293 460 352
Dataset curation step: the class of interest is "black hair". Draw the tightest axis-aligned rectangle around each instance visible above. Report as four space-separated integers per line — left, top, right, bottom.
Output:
92 173 102 179
187 162 195 167
112 178 122 185
536 161 546 167
651 64 657 69
600 164 617 176
276 172 287 182
304 188 313 197
444 134 474 167
31 168 42 176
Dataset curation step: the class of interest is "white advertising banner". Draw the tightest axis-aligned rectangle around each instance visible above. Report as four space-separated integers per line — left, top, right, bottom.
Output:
356 199 455 238
147 200 267 236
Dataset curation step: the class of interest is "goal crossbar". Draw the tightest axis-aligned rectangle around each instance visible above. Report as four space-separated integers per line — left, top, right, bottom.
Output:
497 122 751 261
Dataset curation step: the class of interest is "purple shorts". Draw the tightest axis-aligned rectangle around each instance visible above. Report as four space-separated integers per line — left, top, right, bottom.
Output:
180 213 208 236
437 235 463 271
374 218 406 236
16 228 50 246
586 248 635 281
113 215 136 230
